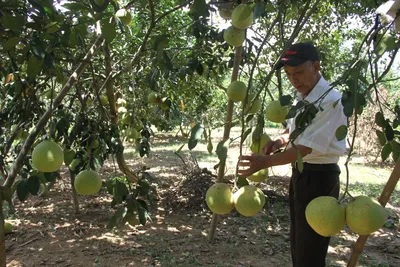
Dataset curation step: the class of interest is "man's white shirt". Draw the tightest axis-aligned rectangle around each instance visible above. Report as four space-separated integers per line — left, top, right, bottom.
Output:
287 76 348 164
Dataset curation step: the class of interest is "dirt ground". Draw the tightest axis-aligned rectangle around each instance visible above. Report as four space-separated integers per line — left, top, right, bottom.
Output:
5 130 400 267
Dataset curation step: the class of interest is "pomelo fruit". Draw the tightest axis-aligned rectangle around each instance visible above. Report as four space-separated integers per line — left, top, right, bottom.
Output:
242 94 262 114
250 133 271 154
4 222 13 234
247 168 268 183
32 140 64 173
231 4 253 29
116 9 132 25
205 183 234 215
69 158 81 172
74 170 102 195
233 185 265 216
305 196 345 237
223 26 245 47
147 92 161 104
346 195 387 235
265 100 289 123
63 149 76 166
227 81 247 102
100 95 109 105
219 8 233 20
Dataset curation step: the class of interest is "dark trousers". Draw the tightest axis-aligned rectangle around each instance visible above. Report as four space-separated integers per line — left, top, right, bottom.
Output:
289 163 340 267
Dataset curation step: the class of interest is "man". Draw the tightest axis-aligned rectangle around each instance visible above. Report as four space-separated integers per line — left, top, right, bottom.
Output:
238 42 347 267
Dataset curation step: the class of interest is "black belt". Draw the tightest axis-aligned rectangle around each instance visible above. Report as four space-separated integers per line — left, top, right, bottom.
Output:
294 162 340 172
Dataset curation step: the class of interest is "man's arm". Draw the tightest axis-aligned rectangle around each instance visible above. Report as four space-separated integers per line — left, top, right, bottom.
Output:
238 144 311 177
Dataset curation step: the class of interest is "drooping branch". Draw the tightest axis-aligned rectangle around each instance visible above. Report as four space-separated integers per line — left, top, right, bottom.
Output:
3 35 105 188
103 42 138 183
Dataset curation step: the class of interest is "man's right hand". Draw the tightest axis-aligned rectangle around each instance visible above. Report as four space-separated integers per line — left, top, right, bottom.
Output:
263 139 283 155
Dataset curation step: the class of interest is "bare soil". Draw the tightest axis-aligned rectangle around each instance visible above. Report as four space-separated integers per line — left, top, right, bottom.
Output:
5 129 400 267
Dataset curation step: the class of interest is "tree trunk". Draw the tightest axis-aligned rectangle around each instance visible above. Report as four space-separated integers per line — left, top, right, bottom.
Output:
347 159 400 267
103 43 138 183
3 35 105 189
0 193 6 267
208 46 243 243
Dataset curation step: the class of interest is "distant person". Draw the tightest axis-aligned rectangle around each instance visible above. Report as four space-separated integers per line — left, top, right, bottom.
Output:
238 42 348 267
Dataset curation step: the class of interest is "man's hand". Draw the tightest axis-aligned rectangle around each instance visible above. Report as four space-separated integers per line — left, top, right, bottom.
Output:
237 154 270 177
263 139 283 155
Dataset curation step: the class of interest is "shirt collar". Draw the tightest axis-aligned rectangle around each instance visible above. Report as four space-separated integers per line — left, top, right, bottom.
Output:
296 76 330 103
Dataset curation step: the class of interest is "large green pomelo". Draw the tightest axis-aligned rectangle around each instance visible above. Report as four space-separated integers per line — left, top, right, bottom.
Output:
116 9 132 25
242 94 262 114
305 196 345 237
265 100 289 123
205 183 234 215
219 8 233 20
247 168 268 183
74 170 102 195
4 222 13 234
147 92 161 104
223 26 245 47
227 81 247 102
233 185 265 216
32 140 64 173
231 4 253 29
250 133 271 154
346 195 387 235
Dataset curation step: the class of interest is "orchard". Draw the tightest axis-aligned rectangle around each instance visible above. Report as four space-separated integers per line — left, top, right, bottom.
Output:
0 0 400 266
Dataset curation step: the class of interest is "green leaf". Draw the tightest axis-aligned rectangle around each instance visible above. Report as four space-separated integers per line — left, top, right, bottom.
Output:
106 214 117 230
393 150 399 163
292 143 303 173
3 38 20 52
237 176 249 188
62 2 90 12
335 125 347 141
253 3 266 20
385 125 394 141
138 178 151 197
175 143 185 153
137 199 151 226
27 55 44 80
114 180 129 197
189 0 209 18
17 179 30 202
390 140 400 152
279 95 293 106
376 130 387 146
375 112 386 128
188 123 204 150
216 140 228 161
381 143 392 162
1 13 25 32
374 34 397 56
28 176 41 195
102 20 116 43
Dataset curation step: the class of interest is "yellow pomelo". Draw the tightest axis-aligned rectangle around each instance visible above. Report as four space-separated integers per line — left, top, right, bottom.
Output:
116 9 132 25
305 196 345 237
265 100 289 123
227 81 247 102
4 222 13 234
205 183 234 215
74 170 102 195
219 8 233 20
346 195 387 235
147 92 161 104
231 4 253 30
250 133 271 154
247 168 268 183
223 26 245 47
233 185 265 216
242 94 262 114
32 140 64 173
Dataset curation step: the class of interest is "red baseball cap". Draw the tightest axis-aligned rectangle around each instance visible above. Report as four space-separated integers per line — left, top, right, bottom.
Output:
276 42 320 69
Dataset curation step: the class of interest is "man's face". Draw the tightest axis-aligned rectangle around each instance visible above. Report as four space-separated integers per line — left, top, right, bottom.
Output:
283 61 321 95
